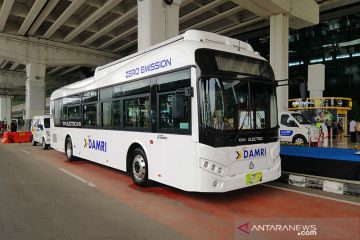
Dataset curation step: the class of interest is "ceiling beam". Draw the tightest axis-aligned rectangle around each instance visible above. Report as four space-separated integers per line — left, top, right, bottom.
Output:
9 62 20 71
0 70 26 86
112 39 137 53
0 0 15 32
216 16 264 35
182 6 244 32
18 0 47 35
181 0 194 7
84 0 126 15
96 1 230 52
9 1 101 35
0 32 118 66
43 0 86 39
63 0 123 43
0 60 8 69
27 0 60 36
180 0 227 23
47 67 63 75
98 26 136 50
81 6 137 46
57 66 81 76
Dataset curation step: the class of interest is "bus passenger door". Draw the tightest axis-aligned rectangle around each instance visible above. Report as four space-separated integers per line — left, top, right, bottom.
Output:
152 92 194 190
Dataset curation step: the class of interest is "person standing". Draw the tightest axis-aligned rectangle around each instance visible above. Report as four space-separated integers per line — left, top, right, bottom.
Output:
337 120 344 143
0 121 4 132
325 119 332 138
332 120 338 139
10 120 16 132
349 119 357 142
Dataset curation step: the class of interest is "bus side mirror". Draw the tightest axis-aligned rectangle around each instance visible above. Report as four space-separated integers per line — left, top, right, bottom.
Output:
300 82 306 101
172 95 185 119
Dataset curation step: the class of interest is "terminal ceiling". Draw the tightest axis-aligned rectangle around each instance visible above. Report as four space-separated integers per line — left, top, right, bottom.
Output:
0 0 358 96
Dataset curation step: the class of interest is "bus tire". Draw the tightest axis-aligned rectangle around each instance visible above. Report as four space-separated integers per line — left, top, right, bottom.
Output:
130 148 149 186
292 135 307 145
42 137 48 150
65 137 76 161
32 138 37 146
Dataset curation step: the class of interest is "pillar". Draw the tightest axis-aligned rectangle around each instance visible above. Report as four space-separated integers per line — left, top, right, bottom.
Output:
25 62 46 130
308 64 325 98
137 0 181 51
0 96 11 122
270 14 289 112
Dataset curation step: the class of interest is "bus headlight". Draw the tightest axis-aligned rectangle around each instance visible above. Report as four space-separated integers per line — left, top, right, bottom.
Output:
212 181 218 187
200 159 226 176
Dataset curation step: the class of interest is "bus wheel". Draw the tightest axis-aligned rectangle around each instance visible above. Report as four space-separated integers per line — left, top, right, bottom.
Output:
130 148 149 186
65 137 75 161
32 138 37 146
293 135 307 145
42 138 48 150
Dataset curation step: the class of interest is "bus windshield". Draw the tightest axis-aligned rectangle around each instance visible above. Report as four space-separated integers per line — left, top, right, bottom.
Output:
199 78 278 131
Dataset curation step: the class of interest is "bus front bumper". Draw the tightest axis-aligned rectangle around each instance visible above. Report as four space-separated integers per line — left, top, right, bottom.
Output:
196 157 281 192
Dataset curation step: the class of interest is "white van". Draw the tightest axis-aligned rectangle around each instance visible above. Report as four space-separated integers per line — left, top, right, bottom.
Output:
31 115 51 149
279 111 320 145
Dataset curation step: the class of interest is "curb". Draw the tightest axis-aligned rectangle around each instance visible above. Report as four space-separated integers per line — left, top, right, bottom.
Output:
278 172 360 197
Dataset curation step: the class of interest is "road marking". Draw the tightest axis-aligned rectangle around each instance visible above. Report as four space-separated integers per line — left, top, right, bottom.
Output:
59 168 96 187
263 184 360 206
20 149 31 155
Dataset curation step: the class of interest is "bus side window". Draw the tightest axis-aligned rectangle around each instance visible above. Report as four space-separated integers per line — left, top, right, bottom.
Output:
54 99 62 126
156 69 191 133
158 93 190 131
62 99 68 119
102 101 121 128
123 96 150 129
83 103 100 127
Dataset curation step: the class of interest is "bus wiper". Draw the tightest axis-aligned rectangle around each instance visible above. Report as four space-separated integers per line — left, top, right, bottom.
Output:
239 111 249 130
230 111 248 143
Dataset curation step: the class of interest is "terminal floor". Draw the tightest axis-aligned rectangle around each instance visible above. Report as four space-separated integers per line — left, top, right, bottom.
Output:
0 143 359 240
319 134 360 149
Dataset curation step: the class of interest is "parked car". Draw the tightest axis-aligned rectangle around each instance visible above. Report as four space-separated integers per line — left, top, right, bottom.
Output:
279 111 319 145
31 115 51 149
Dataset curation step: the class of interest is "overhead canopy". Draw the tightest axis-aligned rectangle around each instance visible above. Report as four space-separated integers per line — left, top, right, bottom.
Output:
233 0 319 29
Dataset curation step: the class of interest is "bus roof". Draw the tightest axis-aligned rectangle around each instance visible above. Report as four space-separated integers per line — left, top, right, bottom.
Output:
51 30 262 100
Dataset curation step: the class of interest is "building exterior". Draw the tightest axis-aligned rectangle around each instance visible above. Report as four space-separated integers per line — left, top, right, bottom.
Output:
244 12 360 120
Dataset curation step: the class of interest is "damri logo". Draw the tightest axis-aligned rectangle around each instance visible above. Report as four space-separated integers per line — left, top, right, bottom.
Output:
84 137 107 152
236 148 266 160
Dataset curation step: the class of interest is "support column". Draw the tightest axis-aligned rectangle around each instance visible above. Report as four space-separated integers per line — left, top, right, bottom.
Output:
25 62 46 130
270 14 289 112
137 0 181 51
0 96 11 122
308 64 325 97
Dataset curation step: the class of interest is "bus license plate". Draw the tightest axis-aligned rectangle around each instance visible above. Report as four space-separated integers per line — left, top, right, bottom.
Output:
246 172 263 185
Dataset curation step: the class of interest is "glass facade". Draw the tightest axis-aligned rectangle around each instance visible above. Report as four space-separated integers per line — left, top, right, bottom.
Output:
245 13 360 119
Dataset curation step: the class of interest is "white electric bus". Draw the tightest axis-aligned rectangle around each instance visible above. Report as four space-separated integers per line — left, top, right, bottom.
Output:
50 30 280 192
